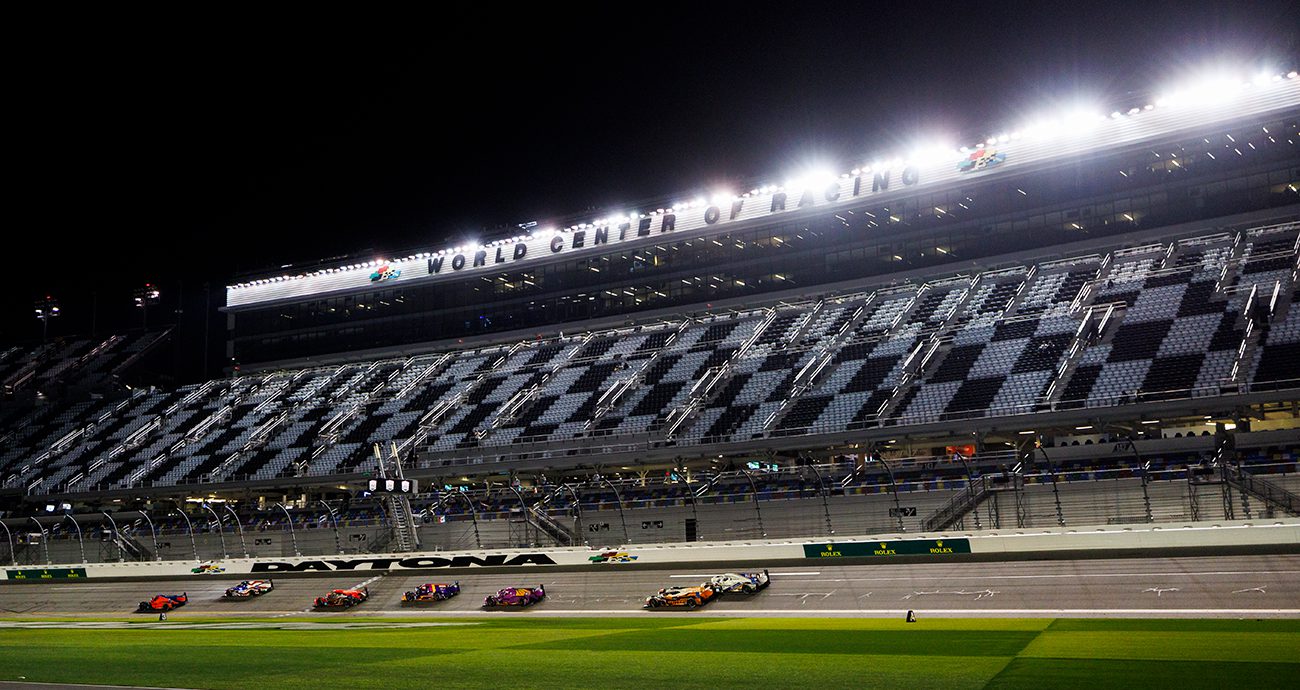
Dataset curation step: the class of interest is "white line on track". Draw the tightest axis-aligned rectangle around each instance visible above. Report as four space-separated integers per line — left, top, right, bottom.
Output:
0 621 479 630
782 569 1300 583
235 608 1300 616
668 571 820 578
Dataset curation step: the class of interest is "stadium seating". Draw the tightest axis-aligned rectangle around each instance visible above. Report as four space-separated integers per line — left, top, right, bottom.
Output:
2 223 1298 493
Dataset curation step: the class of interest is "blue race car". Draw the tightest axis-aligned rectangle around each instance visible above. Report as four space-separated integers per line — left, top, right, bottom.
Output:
402 582 460 604
224 579 274 598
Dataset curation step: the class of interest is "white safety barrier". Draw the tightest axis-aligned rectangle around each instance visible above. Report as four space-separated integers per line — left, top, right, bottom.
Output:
6 517 1298 581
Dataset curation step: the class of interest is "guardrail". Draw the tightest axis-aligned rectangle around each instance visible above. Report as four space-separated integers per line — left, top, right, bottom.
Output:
7 517 1298 580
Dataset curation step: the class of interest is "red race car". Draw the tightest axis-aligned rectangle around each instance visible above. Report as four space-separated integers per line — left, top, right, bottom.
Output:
313 587 369 609
137 593 188 612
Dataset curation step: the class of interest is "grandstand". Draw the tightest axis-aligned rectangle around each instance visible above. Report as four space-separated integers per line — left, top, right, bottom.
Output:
2 70 1300 565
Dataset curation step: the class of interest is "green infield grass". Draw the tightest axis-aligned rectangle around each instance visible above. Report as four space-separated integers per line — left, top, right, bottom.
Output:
0 617 1296 689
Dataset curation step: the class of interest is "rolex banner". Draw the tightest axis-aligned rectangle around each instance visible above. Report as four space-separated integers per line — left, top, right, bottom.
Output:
804 539 971 559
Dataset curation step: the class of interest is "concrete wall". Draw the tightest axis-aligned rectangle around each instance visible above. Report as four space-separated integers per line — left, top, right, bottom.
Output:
8 517 1299 581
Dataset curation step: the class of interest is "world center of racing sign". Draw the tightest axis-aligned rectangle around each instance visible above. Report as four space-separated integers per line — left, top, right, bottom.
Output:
224 78 1300 309
804 539 971 559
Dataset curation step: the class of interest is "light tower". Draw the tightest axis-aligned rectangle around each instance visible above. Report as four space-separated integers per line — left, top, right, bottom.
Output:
133 284 160 329
33 295 60 342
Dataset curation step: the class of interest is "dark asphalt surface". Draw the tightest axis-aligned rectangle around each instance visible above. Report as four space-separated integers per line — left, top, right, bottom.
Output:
2 554 1297 618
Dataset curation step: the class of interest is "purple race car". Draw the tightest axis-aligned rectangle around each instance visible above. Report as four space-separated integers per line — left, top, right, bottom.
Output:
483 585 546 608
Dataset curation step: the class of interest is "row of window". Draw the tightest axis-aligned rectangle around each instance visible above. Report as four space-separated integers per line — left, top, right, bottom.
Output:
232 117 1300 362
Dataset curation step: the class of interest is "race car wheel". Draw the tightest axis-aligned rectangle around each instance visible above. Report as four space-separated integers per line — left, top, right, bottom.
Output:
687 598 698 609
743 584 755 594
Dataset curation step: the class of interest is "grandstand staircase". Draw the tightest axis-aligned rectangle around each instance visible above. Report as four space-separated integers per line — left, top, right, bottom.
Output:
782 298 829 346
765 288 921 431
1042 302 1114 406
921 474 1018 531
299 360 422 474
664 308 780 440
479 335 591 441
527 505 579 546
317 362 386 443
586 321 691 431
373 443 421 552
395 353 453 399
1229 284 1269 388
1221 465 1300 517
102 531 150 562
2 344 51 393
110 328 173 377
397 343 523 454
53 335 123 383
762 293 875 430
869 279 977 422
1213 230 1249 293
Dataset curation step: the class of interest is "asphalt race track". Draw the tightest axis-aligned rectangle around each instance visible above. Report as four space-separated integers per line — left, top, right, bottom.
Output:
2 554 1298 618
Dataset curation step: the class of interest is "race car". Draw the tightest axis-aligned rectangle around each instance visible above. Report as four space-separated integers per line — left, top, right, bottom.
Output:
644 585 717 609
313 587 369 609
224 579 274 598
708 569 770 594
137 593 187 612
402 582 460 604
483 585 545 608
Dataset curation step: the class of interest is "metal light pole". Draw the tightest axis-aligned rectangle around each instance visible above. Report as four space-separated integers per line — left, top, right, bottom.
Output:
100 511 124 561
676 470 701 540
63 514 86 564
274 503 300 556
136 510 162 560
559 484 584 544
133 284 160 331
954 452 982 530
504 485 534 547
442 491 481 549
807 464 835 536
318 500 342 555
0 521 15 566
201 504 227 560
1119 433 1155 523
223 504 249 558
876 457 907 532
598 477 631 544
1035 442 1066 527
737 469 767 538
28 517 51 565
170 504 199 562
34 295 61 343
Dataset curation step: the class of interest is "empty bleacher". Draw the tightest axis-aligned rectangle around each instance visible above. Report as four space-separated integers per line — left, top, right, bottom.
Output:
3 223 1299 491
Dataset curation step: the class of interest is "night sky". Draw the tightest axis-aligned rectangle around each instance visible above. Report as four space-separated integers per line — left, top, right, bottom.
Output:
5 2 1298 378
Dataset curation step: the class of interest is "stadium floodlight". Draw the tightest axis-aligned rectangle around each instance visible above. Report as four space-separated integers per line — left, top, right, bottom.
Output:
133 284 161 330
33 295 60 342
1061 108 1102 135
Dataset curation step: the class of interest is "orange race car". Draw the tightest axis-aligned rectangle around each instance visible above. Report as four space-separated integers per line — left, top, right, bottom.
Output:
313 587 369 609
137 593 188 612
644 585 717 609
